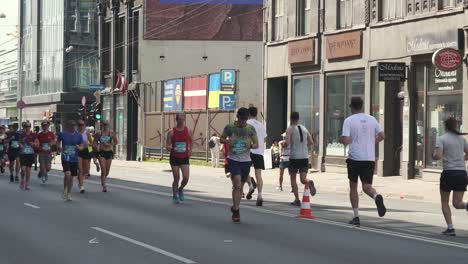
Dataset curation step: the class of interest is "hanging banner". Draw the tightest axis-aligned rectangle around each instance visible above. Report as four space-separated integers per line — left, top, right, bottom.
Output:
163 79 183 111
184 76 208 110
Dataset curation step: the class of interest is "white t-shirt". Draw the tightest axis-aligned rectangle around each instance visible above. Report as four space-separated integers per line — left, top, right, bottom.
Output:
342 113 382 161
247 119 267 156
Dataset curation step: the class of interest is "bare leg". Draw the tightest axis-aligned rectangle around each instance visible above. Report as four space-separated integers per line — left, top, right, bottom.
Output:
441 190 452 226
98 157 107 187
279 168 284 189
362 183 377 199
171 166 180 197
231 175 243 210
350 180 359 210
255 169 263 198
290 171 299 201
452 191 466 209
179 165 190 190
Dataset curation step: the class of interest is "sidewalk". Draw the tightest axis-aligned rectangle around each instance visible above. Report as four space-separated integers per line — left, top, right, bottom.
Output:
107 160 442 204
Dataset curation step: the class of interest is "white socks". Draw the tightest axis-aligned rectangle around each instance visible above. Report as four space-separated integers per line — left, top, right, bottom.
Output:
448 224 454 230
353 208 359 218
372 193 378 200
249 184 254 191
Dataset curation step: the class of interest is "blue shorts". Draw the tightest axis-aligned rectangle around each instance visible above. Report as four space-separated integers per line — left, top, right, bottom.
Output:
228 159 251 182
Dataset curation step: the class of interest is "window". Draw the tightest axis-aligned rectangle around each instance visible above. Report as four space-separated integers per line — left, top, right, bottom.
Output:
116 17 125 72
326 72 365 156
102 22 111 75
297 0 311 36
272 0 284 41
382 0 404 20
132 11 139 72
338 0 353 29
441 0 463 9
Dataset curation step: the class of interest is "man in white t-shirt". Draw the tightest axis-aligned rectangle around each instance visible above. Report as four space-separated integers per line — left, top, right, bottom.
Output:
342 97 386 227
246 106 267 206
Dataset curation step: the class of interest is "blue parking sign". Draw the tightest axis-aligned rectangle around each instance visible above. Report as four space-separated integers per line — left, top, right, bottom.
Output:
219 94 235 110
221 69 236 91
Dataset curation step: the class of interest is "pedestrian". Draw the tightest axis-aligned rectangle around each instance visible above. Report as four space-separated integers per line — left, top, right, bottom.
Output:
209 133 220 168
19 121 39 190
342 97 386 227
285 112 316 206
57 120 84 201
0 126 7 174
166 113 192 204
277 133 290 192
246 106 267 206
37 121 56 184
95 121 118 193
432 117 468 236
77 120 92 194
220 107 258 222
6 123 21 182
220 142 230 178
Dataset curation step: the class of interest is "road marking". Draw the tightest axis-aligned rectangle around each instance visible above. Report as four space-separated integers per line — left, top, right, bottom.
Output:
24 203 40 209
47 172 468 250
89 237 99 244
91 227 196 264
223 240 232 243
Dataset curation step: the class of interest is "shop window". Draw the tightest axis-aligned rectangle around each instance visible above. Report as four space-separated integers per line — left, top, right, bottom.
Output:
326 72 365 157
382 0 404 20
272 0 284 41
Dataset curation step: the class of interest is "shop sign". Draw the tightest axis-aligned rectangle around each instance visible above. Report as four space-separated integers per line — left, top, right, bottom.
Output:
378 62 406 81
406 30 458 55
433 68 460 91
326 31 361 60
288 38 314 64
432 48 462 72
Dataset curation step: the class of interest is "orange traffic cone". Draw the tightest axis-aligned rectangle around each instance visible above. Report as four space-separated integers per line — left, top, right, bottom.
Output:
296 182 316 219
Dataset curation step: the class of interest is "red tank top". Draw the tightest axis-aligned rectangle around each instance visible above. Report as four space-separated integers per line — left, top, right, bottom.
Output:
171 127 191 158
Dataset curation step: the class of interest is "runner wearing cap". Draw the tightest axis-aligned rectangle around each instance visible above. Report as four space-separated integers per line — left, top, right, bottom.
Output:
6 123 21 182
19 121 39 190
342 97 386 227
220 107 258 222
37 121 56 184
95 121 118 192
166 113 193 204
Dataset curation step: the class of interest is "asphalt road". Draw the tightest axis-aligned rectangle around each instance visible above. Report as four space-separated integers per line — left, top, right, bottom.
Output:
0 167 467 264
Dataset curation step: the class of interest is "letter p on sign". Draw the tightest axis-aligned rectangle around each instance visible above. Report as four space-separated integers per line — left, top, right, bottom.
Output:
221 70 236 85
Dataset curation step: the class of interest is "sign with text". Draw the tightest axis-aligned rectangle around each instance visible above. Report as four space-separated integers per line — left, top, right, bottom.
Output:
89 84 104 92
163 79 183 111
378 62 406 81
406 30 459 55
220 69 236 92
288 38 315 64
326 31 361 60
219 94 235 110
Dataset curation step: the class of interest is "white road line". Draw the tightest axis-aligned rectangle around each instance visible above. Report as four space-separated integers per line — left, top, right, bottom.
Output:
91 227 197 264
24 203 40 209
48 172 468 250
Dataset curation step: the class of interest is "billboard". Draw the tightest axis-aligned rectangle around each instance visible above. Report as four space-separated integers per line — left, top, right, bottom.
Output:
163 79 183 111
208 73 234 109
184 76 208 110
145 0 263 40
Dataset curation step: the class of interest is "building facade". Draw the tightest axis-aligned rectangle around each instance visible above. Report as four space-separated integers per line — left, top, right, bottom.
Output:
98 0 263 160
264 0 468 180
0 46 18 125
18 0 98 130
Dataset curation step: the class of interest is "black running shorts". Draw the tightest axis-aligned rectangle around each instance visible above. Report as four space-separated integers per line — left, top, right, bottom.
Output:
347 159 375 184
440 170 467 192
250 153 265 170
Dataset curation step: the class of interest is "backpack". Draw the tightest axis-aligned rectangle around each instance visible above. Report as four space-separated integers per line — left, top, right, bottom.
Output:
208 139 216 149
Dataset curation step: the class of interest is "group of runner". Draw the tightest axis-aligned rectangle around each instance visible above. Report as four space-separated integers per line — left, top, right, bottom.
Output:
166 98 468 236
0 119 118 201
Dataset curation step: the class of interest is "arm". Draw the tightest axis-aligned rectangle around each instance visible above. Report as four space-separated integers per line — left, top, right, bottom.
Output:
188 130 193 156
432 137 443 161
464 139 468 161
341 119 351 146
285 127 292 148
220 126 231 145
166 130 173 152
111 130 118 145
307 132 314 148
376 131 385 143
250 134 259 150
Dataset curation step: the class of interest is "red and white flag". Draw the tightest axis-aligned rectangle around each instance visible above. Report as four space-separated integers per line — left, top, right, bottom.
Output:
183 76 207 110
115 72 128 95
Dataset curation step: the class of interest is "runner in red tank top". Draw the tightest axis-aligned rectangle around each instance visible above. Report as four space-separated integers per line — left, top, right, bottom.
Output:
166 113 192 204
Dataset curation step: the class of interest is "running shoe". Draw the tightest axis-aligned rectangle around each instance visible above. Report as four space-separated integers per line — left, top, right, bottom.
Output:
20 180 25 190
15 176 19 182
37 171 42 179
375 195 387 217
10 175 13 183
66 193 73 202
95 163 100 173
290 200 301 207
102 186 107 193
25 185 30 191
251 178 257 189
172 196 180 204
349 217 361 227
80 186 85 194
309 180 317 196
0 166 4 174
42 173 48 183
256 198 263 207
225 172 231 178
246 188 255 200
442 228 456 236
34 164 38 171
276 186 283 191
62 191 68 200
231 207 240 223
178 188 185 201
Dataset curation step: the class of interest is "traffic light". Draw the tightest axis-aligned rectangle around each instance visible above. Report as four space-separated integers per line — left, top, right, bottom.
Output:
95 112 102 120
90 102 102 121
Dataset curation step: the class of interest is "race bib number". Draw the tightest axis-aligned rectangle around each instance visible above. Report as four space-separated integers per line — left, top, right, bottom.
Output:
23 145 34 154
64 145 76 160
174 142 187 153
232 139 248 155
11 140 19 149
42 143 50 151
101 136 111 143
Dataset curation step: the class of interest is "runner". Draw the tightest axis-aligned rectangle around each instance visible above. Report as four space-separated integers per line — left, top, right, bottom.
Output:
285 112 316 207
57 120 84 201
33 125 40 171
6 123 21 183
246 106 267 206
77 120 92 193
342 97 386 227
0 126 7 174
37 121 56 184
432 117 468 236
166 113 192 204
88 127 100 175
220 107 258 222
95 121 118 192
19 121 39 190
277 133 290 192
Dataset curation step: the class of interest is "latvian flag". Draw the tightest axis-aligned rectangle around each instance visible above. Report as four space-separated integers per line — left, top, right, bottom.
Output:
183 76 208 110
115 71 128 95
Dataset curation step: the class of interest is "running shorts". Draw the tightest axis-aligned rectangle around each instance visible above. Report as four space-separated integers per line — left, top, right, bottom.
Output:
289 159 308 174
170 155 189 167
39 153 52 165
98 150 114 160
228 159 251 182
250 153 265 170
20 154 35 168
78 149 92 160
62 160 79 176
440 170 467 192
347 159 375 184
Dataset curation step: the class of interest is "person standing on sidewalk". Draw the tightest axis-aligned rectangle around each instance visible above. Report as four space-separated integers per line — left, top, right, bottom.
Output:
37 121 56 184
432 117 468 236
209 133 220 168
277 133 290 192
221 107 258 222
166 113 192 204
342 97 386 227
246 106 266 206
19 121 39 191
285 112 316 206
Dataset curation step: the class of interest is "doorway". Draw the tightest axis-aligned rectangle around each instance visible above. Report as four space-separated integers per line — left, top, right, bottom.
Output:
383 81 403 176
266 77 288 147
